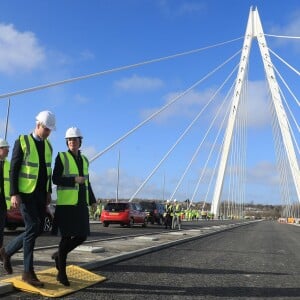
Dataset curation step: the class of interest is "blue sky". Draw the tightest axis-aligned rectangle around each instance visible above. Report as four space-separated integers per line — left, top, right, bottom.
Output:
0 0 299 205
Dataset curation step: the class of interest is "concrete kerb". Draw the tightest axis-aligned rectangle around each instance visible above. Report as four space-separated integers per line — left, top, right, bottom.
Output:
0 281 13 295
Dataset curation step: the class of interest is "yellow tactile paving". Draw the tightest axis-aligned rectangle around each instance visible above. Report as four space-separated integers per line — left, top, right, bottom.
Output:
2 265 106 298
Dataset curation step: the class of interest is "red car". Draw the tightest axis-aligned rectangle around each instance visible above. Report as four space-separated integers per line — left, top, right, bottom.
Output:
5 204 55 232
100 201 147 227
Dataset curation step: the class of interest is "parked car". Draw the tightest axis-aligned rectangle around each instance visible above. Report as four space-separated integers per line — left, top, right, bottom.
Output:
5 204 55 232
139 201 165 225
100 201 147 227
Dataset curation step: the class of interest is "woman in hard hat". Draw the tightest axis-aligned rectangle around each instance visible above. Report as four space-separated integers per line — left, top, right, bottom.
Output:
52 127 96 286
0 138 10 249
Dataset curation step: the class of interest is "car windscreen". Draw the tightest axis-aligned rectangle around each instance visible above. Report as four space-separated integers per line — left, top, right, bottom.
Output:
104 203 128 212
139 202 155 210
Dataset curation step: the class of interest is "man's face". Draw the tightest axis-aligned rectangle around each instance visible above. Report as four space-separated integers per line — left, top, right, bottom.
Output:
0 146 9 160
37 123 52 140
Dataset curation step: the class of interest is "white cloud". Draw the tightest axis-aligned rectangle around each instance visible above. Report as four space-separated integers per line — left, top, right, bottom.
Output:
114 74 163 92
0 116 15 140
140 88 214 123
0 23 45 74
74 93 90 104
89 168 139 199
139 79 272 130
270 10 300 36
246 161 280 189
89 167 172 200
177 2 206 15
81 145 99 160
269 10 300 51
79 49 95 61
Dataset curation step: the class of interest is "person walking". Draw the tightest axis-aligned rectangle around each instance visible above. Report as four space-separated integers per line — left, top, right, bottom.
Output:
51 127 96 286
171 199 182 230
0 139 10 249
0 111 56 287
164 199 172 229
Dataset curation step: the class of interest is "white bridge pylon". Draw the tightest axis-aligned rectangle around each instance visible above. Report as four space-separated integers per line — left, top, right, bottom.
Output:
210 7 300 216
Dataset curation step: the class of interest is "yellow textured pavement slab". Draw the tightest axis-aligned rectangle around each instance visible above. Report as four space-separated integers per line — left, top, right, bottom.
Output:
2 265 106 298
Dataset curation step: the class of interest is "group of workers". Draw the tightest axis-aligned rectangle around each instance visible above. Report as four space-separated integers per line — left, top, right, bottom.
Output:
0 110 96 288
164 199 182 230
164 200 214 229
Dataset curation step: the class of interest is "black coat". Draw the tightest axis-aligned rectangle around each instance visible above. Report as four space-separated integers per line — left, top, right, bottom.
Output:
52 150 96 237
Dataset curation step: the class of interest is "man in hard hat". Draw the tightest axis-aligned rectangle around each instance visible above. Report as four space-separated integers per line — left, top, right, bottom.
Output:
164 199 172 229
0 139 10 250
171 199 182 230
0 111 56 287
51 127 96 286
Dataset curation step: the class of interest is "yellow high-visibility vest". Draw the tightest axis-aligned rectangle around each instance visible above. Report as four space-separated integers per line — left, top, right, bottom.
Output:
2 159 10 209
56 152 89 205
19 135 52 193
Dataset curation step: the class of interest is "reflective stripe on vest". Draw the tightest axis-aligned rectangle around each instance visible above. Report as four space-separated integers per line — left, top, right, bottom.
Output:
174 204 181 216
3 159 10 209
18 135 52 193
56 152 89 205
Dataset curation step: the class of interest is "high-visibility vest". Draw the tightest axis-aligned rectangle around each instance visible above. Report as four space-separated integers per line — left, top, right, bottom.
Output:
56 152 89 205
165 204 172 214
2 159 10 209
19 135 52 193
174 204 181 216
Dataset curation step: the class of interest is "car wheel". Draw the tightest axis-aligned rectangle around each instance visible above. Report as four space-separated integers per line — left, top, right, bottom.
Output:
103 222 109 227
43 215 53 232
128 218 134 227
142 218 147 227
150 216 155 225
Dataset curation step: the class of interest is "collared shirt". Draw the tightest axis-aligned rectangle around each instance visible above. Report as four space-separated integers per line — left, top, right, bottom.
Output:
32 132 42 142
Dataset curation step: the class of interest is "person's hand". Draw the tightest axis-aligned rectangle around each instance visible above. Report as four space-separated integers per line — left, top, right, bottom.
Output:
46 192 52 205
11 195 21 209
75 176 85 184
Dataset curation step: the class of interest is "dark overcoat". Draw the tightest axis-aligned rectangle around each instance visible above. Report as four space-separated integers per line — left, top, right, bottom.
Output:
52 150 96 236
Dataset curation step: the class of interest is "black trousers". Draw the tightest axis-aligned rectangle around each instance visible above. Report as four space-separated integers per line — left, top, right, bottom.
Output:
58 236 86 273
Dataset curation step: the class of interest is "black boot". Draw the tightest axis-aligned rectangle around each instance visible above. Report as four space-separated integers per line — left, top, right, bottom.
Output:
57 252 70 286
57 271 70 286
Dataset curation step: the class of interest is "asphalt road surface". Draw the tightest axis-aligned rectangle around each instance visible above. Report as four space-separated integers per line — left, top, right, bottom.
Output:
4 220 300 299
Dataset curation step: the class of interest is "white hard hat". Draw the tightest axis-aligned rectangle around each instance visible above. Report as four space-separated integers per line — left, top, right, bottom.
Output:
166 199 170 203
0 138 9 148
36 110 56 130
173 199 177 202
65 127 83 139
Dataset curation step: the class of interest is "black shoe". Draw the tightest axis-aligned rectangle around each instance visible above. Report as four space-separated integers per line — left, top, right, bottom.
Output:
51 252 59 271
57 272 70 286
22 271 44 287
0 248 12 274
